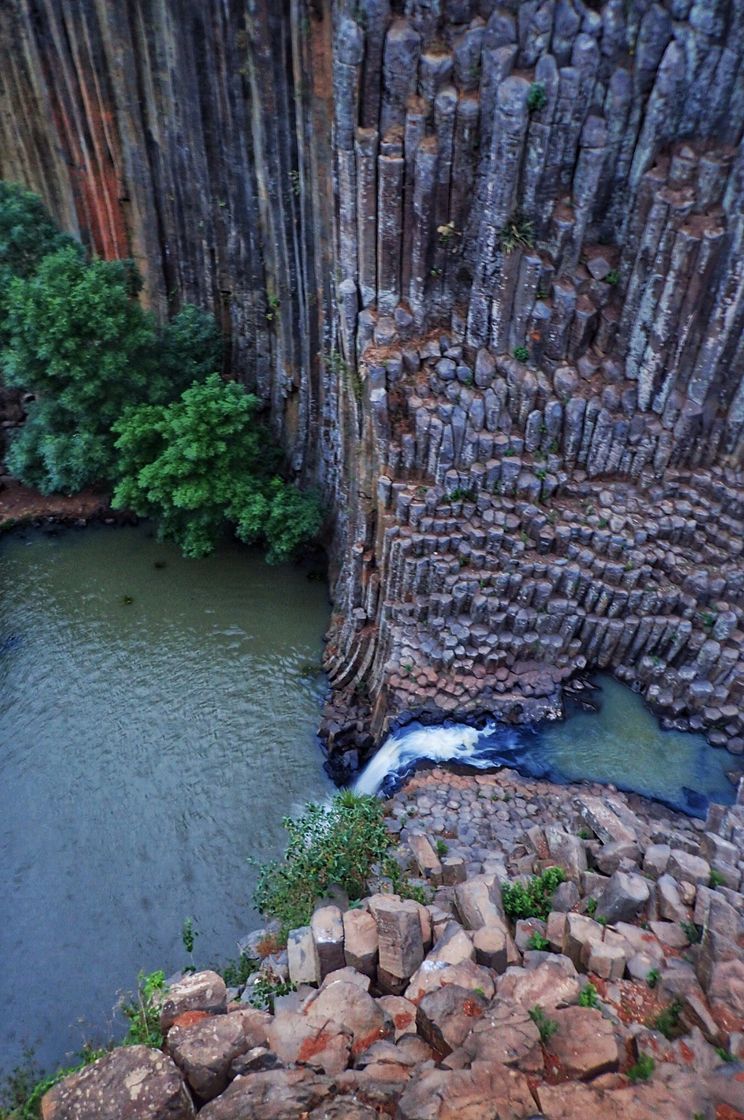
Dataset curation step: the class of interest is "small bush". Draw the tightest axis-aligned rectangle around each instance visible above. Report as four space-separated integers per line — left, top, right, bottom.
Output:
120 970 167 1048
578 982 599 1008
627 1053 655 1082
709 868 725 888
648 998 683 1040
502 867 566 921
527 82 547 112
435 839 449 857
585 897 597 916
499 215 534 253
254 791 396 936
248 972 297 1013
218 953 258 989
527 931 551 952
680 920 702 944
513 345 529 362
646 967 660 989
605 269 620 286
529 1005 558 1042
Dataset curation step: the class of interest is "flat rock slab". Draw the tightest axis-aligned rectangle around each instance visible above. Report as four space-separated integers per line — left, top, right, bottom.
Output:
396 1063 536 1120
41 1046 195 1120
547 1006 620 1079
575 796 638 845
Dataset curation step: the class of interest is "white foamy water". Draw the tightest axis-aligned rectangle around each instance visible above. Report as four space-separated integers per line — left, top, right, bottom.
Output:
354 721 515 795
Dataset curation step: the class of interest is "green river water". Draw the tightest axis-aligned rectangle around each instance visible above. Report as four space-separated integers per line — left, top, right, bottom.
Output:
0 523 332 1078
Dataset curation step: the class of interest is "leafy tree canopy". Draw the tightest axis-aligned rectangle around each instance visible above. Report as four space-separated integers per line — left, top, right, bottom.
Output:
112 374 322 560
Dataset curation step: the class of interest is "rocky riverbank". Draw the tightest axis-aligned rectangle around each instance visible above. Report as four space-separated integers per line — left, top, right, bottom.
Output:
40 768 744 1119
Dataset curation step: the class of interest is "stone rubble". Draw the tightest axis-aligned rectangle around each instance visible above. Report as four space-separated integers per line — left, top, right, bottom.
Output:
43 767 744 1119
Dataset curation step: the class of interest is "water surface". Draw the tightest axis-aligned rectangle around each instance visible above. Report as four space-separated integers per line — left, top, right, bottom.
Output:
356 675 738 816
0 523 332 1078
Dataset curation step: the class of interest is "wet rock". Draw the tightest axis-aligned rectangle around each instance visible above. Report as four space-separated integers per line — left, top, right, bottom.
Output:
595 870 650 924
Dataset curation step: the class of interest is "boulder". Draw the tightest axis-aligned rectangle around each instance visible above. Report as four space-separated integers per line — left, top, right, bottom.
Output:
267 1011 351 1075
594 870 649 924
461 999 543 1072
643 844 671 879
304 977 389 1055
473 923 508 971
535 1074 707 1120
595 840 640 875
708 957 744 1018
405 958 495 1004
287 925 321 986
198 1068 332 1120
396 1063 536 1120
454 874 504 929
377 994 417 1040
668 848 710 886
546 1006 621 1079
428 922 475 966
497 957 580 1011
586 940 626 980
167 1008 271 1101
416 984 487 1056
563 913 602 969
408 833 443 883
441 856 468 885
41 1047 195 1120
575 796 638 845
159 971 227 1031
370 896 425 981
343 909 379 977
656 874 689 922
311 906 346 979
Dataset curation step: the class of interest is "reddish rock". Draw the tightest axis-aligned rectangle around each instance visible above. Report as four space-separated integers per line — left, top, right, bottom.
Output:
198 1068 332 1120
396 1063 535 1120
462 999 543 1073
546 1006 621 1079
159 971 227 1032
304 977 390 1055
267 1011 351 1075
167 1007 271 1101
415 984 487 1057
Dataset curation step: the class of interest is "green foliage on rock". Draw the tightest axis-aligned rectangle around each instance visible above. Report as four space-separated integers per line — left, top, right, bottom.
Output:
528 1005 558 1042
112 374 322 560
254 790 395 936
502 866 566 921
120 970 167 1048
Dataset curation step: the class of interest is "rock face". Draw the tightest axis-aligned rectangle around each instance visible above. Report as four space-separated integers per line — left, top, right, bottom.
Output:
1 2 743 760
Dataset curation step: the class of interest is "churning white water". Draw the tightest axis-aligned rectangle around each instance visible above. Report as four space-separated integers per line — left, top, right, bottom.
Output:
354 721 517 795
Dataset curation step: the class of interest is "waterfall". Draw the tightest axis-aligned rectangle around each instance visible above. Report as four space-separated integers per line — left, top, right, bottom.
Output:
353 720 523 796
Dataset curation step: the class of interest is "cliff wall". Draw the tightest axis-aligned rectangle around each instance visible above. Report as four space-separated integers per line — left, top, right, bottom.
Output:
1 0 743 769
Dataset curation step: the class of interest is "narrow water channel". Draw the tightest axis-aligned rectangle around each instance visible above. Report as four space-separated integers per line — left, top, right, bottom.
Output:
0 524 332 1078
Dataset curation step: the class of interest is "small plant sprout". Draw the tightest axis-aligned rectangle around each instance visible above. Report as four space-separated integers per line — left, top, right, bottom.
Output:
529 1005 558 1042
513 345 529 362
579 982 599 1008
627 1053 655 1082
605 269 620 286
181 916 197 972
646 967 660 988
527 931 551 952
499 214 534 253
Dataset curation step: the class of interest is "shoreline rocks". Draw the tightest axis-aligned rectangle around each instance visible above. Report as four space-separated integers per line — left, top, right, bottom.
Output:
40 766 744 1119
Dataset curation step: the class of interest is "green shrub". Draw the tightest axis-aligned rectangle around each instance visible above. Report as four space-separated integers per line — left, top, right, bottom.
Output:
528 1005 558 1042
254 791 396 936
627 1053 655 1082
435 839 449 857
578 982 599 1008
527 82 547 112
2 243 220 493
709 868 725 888
248 973 296 1013
646 967 660 989
605 269 620 286
648 998 683 1040
499 215 534 253
218 953 258 989
680 920 702 944
502 867 566 921
513 345 529 362
585 897 597 916
120 970 168 1048
527 931 551 952
112 374 322 560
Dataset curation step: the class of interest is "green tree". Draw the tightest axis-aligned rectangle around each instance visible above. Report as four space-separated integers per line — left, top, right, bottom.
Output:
0 183 78 343
2 244 220 493
112 374 322 560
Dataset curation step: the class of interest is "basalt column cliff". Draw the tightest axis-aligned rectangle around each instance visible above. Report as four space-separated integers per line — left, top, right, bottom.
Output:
1 1 743 769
